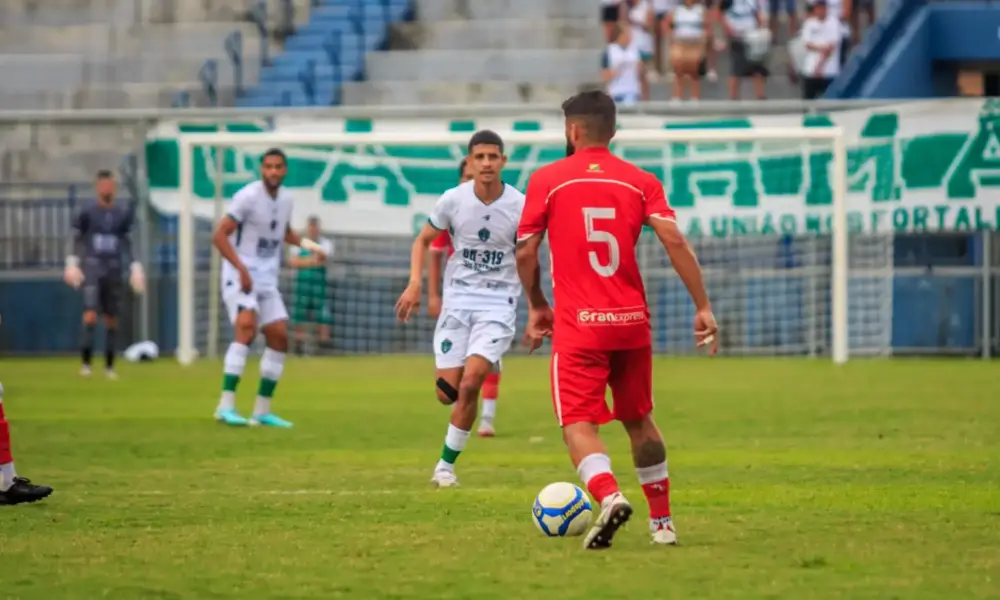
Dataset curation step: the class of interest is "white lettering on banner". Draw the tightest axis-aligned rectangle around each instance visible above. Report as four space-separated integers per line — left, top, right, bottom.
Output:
577 308 648 326
145 99 1000 237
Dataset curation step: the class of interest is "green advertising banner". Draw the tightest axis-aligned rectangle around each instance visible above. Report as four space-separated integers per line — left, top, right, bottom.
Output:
146 99 1000 238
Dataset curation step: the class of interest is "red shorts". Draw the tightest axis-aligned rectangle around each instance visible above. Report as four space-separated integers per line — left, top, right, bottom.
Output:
550 346 654 427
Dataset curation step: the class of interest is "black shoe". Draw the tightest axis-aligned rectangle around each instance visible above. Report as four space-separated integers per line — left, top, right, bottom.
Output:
0 477 53 506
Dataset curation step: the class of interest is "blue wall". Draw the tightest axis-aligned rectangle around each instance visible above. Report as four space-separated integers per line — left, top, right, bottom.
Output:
831 1 1000 98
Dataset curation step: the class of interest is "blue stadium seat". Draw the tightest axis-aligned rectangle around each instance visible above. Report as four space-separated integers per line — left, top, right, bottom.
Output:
236 0 413 107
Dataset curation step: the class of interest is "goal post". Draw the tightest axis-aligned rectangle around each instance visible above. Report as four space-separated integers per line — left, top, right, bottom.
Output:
175 127 851 366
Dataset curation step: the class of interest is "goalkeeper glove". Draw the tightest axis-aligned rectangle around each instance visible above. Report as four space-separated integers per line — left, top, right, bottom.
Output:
63 256 84 289
129 262 146 295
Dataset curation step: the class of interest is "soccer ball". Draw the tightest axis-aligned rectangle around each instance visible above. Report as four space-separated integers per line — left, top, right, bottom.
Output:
532 482 592 537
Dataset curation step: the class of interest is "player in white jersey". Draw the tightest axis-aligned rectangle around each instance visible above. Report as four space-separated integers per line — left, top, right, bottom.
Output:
211 149 326 428
395 130 525 488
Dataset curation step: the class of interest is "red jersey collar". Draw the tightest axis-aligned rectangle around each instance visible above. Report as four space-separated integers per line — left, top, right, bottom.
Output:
573 146 612 156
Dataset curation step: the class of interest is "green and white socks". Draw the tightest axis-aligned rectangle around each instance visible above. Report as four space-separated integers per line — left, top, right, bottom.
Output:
254 348 285 417
218 342 249 412
217 343 285 417
435 424 470 473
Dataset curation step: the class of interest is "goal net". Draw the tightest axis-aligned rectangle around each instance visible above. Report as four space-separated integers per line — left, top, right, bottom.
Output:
174 127 892 365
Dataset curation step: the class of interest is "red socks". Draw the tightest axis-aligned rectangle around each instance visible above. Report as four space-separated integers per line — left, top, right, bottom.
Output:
586 472 620 505
636 462 671 519
0 402 12 465
640 478 671 519
482 372 500 399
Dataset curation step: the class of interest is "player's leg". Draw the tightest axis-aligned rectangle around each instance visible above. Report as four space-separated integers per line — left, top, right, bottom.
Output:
609 345 676 545
430 310 470 486
100 275 123 379
552 349 633 550
79 279 100 377
0 382 53 505
216 289 259 425
477 370 501 437
252 290 292 428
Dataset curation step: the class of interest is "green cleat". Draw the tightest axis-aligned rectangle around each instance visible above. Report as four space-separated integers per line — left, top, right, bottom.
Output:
249 413 293 428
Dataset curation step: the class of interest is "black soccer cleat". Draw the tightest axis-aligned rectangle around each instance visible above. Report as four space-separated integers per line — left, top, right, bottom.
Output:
583 494 633 550
0 477 54 506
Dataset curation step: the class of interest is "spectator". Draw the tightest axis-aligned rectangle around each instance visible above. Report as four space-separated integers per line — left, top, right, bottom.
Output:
716 0 768 100
601 0 624 43
602 24 645 105
287 215 335 354
625 0 657 89
799 0 841 99
769 0 798 40
849 0 873 44
652 0 675 79
665 0 709 101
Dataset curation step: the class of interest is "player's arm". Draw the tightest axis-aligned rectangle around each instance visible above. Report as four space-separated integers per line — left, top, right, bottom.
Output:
63 208 88 288
427 233 448 304
212 216 249 274
409 223 442 291
120 206 146 293
285 225 328 260
516 173 550 310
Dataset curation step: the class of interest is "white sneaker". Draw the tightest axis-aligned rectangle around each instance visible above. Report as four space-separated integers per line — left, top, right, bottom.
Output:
477 421 495 438
651 517 678 545
430 469 459 488
79 365 92 378
105 369 118 380
583 492 633 550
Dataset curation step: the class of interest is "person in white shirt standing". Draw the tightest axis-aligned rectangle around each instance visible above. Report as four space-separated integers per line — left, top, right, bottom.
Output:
665 0 709 101
626 0 657 89
716 0 769 100
800 0 841 99
211 149 327 428
602 24 645 106
395 130 525 488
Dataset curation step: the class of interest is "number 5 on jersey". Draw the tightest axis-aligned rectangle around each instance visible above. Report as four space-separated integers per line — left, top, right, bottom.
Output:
584 207 620 277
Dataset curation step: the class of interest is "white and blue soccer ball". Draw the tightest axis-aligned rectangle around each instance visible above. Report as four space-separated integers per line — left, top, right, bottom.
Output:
532 482 593 537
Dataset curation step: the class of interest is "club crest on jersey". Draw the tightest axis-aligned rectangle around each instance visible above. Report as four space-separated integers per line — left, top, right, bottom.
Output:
270 220 278 230
588 163 602 173
478 228 491 242
441 339 453 354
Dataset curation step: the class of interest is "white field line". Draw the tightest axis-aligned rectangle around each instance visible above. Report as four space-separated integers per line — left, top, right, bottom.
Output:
76 488 515 497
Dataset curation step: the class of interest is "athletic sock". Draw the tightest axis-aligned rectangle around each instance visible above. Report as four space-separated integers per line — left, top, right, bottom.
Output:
435 424 470 472
0 386 15 491
577 453 620 505
254 348 285 416
105 327 116 370
81 324 96 365
480 373 500 425
637 461 671 520
219 342 249 412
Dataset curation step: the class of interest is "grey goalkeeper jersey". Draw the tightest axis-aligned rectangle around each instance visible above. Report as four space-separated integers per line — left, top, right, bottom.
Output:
73 202 135 278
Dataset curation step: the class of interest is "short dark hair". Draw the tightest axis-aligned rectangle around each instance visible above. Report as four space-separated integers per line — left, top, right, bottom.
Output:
467 130 504 154
261 148 287 165
562 91 617 144
96 169 114 180
307 215 320 226
457 157 469 178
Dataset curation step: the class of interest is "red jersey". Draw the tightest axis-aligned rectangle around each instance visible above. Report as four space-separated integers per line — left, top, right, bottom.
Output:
429 230 454 257
517 147 675 351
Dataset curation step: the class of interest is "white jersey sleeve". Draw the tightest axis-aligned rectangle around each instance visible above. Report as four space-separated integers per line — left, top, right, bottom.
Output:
226 186 255 224
428 189 456 232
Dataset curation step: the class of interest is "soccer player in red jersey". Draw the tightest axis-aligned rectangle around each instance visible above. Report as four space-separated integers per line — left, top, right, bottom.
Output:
427 157 503 438
516 90 718 550
0 382 54 506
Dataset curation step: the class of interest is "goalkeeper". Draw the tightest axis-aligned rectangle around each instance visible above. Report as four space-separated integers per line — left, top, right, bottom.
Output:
63 170 145 379
287 216 334 354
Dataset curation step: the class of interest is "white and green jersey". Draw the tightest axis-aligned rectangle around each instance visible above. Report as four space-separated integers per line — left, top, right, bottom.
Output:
223 180 294 290
428 180 525 311
288 237 334 290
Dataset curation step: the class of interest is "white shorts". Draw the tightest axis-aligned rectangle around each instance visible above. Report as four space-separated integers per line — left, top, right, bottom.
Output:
222 286 289 328
652 0 674 15
433 308 516 370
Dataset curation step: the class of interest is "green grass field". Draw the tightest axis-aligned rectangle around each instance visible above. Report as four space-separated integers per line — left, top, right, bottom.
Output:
2 356 999 599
